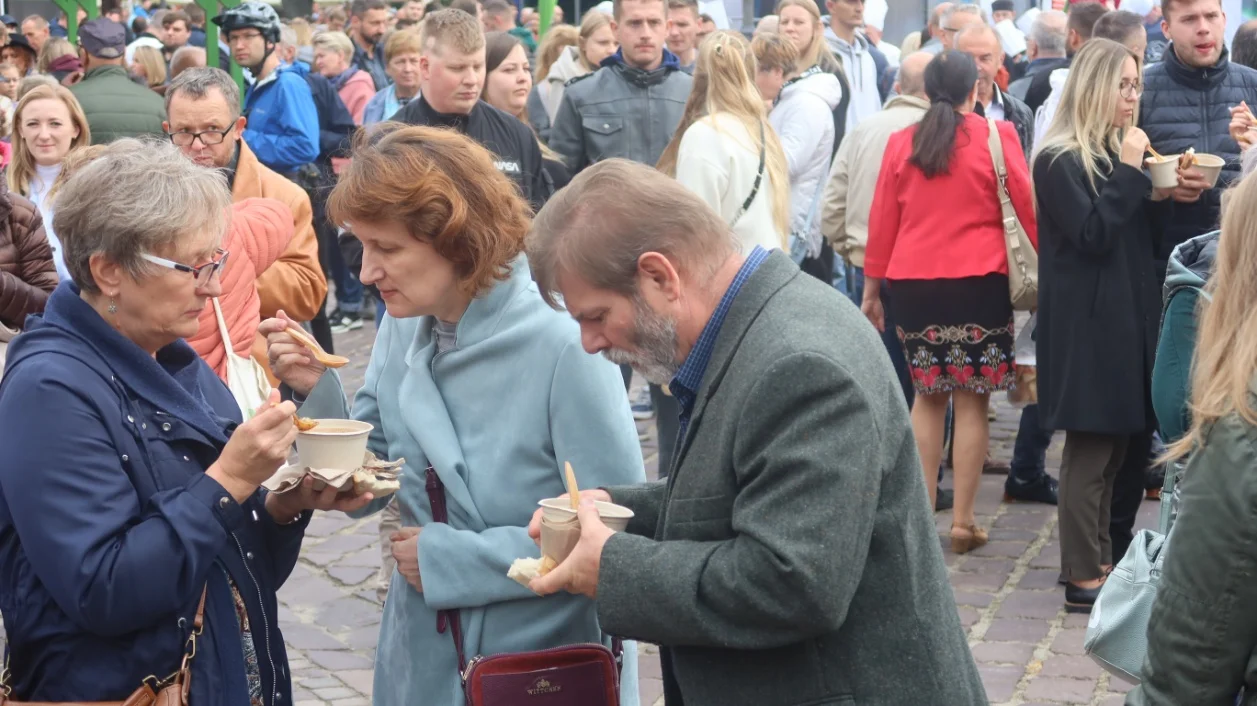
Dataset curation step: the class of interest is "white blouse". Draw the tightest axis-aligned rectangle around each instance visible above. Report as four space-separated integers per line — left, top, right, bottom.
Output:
675 113 786 254
27 162 71 283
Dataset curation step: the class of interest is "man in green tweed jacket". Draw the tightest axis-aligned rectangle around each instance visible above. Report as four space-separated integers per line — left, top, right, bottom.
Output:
526 159 986 706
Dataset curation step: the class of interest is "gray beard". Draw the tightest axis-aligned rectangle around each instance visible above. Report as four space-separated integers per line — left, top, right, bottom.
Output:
601 298 680 386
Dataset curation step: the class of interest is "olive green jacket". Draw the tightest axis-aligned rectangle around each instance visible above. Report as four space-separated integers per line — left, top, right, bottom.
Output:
1127 396 1257 705
69 66 167 145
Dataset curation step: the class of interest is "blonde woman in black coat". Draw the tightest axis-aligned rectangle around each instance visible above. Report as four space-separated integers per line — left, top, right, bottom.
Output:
1032 38 1169 613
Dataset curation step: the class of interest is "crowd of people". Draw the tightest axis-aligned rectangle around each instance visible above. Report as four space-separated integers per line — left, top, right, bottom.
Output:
0 0 1255 702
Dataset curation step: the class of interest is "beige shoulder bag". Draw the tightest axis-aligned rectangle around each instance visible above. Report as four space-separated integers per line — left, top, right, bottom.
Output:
986 117 1039 311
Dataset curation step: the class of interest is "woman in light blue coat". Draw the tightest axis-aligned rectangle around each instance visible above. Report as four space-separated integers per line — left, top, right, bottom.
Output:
262 125 643 706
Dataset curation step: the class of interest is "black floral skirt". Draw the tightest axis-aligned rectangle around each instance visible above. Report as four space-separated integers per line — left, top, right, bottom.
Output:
890 273 1016 396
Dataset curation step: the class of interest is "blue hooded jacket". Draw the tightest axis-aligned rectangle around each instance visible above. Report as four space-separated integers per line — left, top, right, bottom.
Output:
0 282 308 704
243 62 320 173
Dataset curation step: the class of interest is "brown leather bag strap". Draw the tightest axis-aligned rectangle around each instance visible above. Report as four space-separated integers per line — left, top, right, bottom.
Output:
191 588 207 633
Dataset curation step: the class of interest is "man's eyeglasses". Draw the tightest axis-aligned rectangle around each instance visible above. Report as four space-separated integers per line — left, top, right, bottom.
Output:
227 30 264 44
167 126 235 146
1120 80 1142 99
141 248 230 288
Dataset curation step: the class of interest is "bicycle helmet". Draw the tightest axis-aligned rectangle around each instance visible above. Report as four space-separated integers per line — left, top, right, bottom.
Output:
212 1 282 43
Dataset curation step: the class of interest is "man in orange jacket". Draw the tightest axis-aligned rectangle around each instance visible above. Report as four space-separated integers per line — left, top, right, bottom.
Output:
163 67 328 383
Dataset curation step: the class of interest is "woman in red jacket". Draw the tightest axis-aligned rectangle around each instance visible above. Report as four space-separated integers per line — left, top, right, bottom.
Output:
863 51 1037 553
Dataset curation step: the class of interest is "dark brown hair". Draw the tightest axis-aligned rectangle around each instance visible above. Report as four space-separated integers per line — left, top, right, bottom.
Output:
162 9 189 29
1093 9 1145 46
1160 0 1220 21
328 124 532 297
483 31 522 78
1066 2 1107 46
351 0 389 17
911 50 978 178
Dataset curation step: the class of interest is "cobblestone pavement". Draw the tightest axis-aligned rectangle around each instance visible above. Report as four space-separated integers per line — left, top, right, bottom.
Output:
0 320 1157 706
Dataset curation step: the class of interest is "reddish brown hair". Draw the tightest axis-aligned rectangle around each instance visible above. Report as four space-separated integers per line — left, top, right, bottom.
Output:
327 124 532 297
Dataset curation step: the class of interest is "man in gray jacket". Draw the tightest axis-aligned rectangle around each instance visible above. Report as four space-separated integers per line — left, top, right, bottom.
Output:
525 159 986 706
549 0 692 171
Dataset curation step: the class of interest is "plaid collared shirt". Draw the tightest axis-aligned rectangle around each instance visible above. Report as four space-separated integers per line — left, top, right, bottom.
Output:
670 246 770 441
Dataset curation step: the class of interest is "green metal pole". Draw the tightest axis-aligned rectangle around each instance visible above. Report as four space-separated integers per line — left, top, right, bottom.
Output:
53 0 98 46
51 0 77 44
538 0 554 35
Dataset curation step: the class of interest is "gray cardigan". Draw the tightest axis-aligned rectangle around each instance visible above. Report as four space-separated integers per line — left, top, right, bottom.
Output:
599 251 987 705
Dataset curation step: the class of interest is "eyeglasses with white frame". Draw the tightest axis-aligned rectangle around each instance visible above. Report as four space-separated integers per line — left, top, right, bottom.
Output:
140 248 230 288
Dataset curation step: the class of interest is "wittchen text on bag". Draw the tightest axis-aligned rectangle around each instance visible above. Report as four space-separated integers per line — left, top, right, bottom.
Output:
424 467 623 706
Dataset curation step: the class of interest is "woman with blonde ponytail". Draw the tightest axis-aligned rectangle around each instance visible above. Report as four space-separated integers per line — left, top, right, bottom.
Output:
1129 168 1257 704
658 30 790 252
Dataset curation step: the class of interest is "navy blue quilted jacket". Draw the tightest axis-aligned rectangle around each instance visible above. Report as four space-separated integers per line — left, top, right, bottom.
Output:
0 282 308 704
1140 46 1257 270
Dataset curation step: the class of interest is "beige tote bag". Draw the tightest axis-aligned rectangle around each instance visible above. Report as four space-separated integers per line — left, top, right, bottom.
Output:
211 297 272 419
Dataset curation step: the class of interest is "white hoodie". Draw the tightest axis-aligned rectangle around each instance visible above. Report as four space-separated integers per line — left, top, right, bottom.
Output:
770 70 844 258
537 46 591 122
825 27 882 132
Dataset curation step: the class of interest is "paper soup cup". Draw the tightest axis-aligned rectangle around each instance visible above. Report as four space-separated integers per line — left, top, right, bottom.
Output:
1146 155 1181 189
540 518 583 564
296 420 373 471
1193 153 1225 187
538 498 635 532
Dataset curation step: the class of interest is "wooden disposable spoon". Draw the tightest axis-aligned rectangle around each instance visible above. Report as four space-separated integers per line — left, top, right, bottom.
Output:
286 324 350 368
271 400 319 431
564 461 580 511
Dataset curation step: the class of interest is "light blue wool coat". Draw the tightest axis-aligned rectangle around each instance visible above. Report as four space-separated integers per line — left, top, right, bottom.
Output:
299 258 644 706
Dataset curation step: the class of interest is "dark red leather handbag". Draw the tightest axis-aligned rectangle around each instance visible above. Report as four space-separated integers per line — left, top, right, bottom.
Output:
424 467 623 706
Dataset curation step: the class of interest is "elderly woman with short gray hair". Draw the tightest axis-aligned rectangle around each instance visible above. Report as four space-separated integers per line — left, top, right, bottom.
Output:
0 138 368 703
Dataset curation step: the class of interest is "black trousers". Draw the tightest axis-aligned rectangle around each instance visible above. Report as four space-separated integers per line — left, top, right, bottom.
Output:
301 178 335 354
799 241 835 285
1110 430 1153 563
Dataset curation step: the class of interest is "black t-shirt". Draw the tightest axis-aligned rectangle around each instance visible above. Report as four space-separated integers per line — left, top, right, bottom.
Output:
391 97 550 211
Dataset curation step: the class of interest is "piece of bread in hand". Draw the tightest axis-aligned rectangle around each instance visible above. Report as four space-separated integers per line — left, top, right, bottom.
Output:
1178 147 1196 171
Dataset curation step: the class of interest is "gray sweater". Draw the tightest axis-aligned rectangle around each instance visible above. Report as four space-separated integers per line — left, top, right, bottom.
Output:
599 251 987 705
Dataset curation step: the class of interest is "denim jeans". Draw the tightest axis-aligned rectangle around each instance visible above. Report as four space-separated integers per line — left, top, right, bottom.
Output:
831 252 848 297
1009 404 1054 486
843 263 865 307
324 230 364 313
